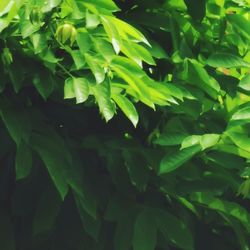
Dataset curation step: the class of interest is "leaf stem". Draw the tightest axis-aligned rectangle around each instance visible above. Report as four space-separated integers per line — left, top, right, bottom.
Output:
57 62 74 78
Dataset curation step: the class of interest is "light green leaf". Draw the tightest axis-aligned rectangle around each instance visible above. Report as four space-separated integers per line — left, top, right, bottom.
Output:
101 15 121 54
111 60 154 108
181 135 200 149
93 38 115 62
112 94 139 127
181 134 220 150
207 53 250 68
239 74 250 92
226 132 250 153
76 29 91 55
31 33 47 54
82 0 120 13
159 145 201 175
106 15 150 46
227 14 250 40
73 77 89 103
230 105 250 126
41 0 61 12
19 20 40 38
70 50 86 69
86 10 100 29
64 77 75 99
91 80 115 122
0 0 14 17
85 53 105 84
64 77 89 104
132 43 155 65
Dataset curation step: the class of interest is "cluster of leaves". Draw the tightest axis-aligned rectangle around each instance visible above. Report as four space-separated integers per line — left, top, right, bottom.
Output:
2 0 250 249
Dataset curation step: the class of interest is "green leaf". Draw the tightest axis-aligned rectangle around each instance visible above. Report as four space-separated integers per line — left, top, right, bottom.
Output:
101 15 121 54
239 74 250 92
146 40 168 59
122 150 149 191
15 140 32 180
132 43 156 65
227 14 250 40
86 10 100 29
91 80 115 122
226 132 250 153
133 210 157 250
30 33 47 54
114 213 134 250
111 60 155 108
70 50 86 69
64 77 89 104
0 99 31 145
19 20 40 38
112 94 139 127
155 209 194 250
207 53 250 68
41 0 61 12
179 59 220 99
93 38 115 61
33 183 61 235
230 105 250 126
159 145 201 175
82 0 120 13
30 130 70 200
191 192 250 233
181 134 220 150
76 29 91 55
0 0 15 17
85 53 105 84
105 15 150 46
153 133 188 146
74 193 101 240
33 71 54 100
184 0 206 20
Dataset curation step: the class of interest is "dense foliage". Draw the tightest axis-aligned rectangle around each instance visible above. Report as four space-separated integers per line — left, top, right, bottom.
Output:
1 0 250 249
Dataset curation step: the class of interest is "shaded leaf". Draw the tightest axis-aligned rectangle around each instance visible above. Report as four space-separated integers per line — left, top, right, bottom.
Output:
207 53 250 68
133 210 157 250
15 140 32 180
159 145 201 175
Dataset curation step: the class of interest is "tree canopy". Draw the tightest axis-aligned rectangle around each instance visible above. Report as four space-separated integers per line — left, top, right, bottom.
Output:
1 0 250 249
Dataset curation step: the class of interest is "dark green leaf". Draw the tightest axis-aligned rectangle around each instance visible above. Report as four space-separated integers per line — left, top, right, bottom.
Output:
133 210 157 250
159 145 201 175
184 0 206 20
15 140 32 180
